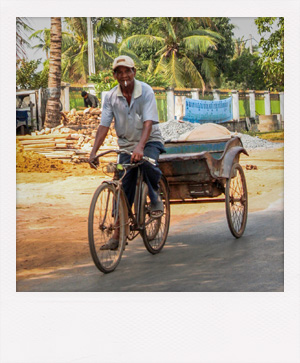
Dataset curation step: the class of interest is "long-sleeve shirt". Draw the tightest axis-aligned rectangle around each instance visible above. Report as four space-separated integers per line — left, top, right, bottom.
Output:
84 93 99 108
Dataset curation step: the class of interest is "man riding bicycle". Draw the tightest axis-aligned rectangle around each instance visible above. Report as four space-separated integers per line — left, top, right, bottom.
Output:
89 55 165 250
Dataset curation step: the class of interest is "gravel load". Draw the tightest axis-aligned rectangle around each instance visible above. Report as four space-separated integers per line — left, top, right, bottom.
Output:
237 133 283 150
159 120 199 141
159 120 283 150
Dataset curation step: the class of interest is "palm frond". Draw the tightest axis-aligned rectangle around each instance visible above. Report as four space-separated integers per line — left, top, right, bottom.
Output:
154 54 168 75
183 35 218 54
155 45 168 57
119 35 164 52
189 28 224 41
101 41 118 53
181 55 205 89
201 57 217 87
146 58 156 73
162 18 177 42
169 51 185 87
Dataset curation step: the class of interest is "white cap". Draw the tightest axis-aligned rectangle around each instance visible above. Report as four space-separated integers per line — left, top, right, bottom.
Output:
112 55 135 70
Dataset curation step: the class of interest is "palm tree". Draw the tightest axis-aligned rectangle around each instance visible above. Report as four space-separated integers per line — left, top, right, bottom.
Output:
29 28 51 59
61 17 89 83
45 17 62 128
233 37 246 59
61 17 120 83
16 17 33 59
119 17 223 90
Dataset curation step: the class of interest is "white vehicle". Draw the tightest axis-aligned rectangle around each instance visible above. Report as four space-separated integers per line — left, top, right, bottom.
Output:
16 90 41 134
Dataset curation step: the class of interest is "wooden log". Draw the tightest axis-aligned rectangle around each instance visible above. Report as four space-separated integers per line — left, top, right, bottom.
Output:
23 143 56 149
55 143 68 148
19 139 55 145
17 134 71 141
54 139 76 144
39 151 75 156
22 148 57 152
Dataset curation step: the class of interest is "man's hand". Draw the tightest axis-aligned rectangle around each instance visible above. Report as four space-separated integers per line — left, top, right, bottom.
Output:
131 144 144 163
130 120 152 163
88 152 99 169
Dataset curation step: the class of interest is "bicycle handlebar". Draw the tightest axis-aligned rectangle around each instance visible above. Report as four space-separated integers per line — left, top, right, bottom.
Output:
89 149 156 170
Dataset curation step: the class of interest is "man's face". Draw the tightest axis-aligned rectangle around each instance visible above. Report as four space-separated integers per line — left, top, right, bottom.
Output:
113 66 136 88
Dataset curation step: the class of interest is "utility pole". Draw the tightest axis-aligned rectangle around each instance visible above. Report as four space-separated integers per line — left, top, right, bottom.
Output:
249 34 253 54
87 17 95 75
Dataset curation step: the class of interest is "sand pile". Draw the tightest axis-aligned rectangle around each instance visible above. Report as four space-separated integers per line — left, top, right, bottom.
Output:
16 142 65 173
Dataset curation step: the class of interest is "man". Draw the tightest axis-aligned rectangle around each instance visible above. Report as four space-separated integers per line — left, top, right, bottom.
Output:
81 90 100 109
89 55 165 250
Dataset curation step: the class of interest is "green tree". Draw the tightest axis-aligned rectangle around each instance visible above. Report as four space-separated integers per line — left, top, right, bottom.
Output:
221 48 266 90
192 17 235 88
120 17 223 89
16 59 48 89
255 17 284 91
89 67 169 99
16 17 33 59
233 37 246 59
89 70 118 97
120 18 160 62
29 28 51 59
61 17 119 83
29 28 71 60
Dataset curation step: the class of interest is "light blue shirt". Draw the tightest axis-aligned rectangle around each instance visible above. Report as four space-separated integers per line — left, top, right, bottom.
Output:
100 79 164 151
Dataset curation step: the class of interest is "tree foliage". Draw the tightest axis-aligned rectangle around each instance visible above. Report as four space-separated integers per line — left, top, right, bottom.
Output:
120 17 223 89
16 17 33 59
89 68 169 99
26 17 284 92
89 71 118 97
255 17 284 91
221 49 266 90
200 17 235 87
61 17 119 83
16 59 48 89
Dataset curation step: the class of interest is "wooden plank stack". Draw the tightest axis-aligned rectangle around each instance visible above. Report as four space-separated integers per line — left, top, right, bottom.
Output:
17 108 118 163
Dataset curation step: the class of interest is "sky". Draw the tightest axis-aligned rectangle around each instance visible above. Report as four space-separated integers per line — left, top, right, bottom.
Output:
24 17 263 70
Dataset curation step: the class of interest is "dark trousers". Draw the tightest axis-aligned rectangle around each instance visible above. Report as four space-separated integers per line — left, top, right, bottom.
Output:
119 142 165 208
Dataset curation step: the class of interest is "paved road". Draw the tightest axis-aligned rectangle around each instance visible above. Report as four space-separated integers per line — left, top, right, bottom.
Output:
17 200 283 292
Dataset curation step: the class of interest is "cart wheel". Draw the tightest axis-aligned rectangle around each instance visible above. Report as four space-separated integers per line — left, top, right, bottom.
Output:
88 183 126 273
225 163 248 238
141 178 170 254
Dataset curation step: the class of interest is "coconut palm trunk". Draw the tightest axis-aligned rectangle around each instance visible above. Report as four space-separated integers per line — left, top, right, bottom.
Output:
45 17 62 128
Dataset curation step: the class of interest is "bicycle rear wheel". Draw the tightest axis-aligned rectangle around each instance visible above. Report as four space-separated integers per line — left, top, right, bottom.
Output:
225 163 248 238
88 183 126 273
141 177 170 254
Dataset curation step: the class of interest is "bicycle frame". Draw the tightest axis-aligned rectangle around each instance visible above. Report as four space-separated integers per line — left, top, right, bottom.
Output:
91 149 151 241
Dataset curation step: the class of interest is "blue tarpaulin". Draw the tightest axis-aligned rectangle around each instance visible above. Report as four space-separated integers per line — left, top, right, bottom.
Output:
183 97 233 124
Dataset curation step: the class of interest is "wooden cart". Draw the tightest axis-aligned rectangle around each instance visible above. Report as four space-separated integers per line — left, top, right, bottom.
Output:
158 135 249 238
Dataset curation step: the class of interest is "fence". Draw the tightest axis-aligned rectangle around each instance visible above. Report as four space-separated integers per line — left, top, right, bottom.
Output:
152 88 284 123
68 86 284 123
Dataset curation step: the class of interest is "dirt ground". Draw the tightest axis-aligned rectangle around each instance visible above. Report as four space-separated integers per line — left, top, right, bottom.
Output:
16 146 284 281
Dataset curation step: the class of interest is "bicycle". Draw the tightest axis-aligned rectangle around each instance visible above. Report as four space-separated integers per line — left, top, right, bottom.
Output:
88 149 170 274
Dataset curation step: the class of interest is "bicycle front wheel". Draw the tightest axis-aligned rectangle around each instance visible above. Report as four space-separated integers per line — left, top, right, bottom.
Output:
88 183 126 273
141 177 170 254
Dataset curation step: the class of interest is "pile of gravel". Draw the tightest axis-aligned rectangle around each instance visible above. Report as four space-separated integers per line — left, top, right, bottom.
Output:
238 133 284 150
159 119 199 141
159 119 283 150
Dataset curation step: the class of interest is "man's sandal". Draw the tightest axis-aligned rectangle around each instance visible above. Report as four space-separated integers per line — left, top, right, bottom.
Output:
100 238 128 251
150 198 164 219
